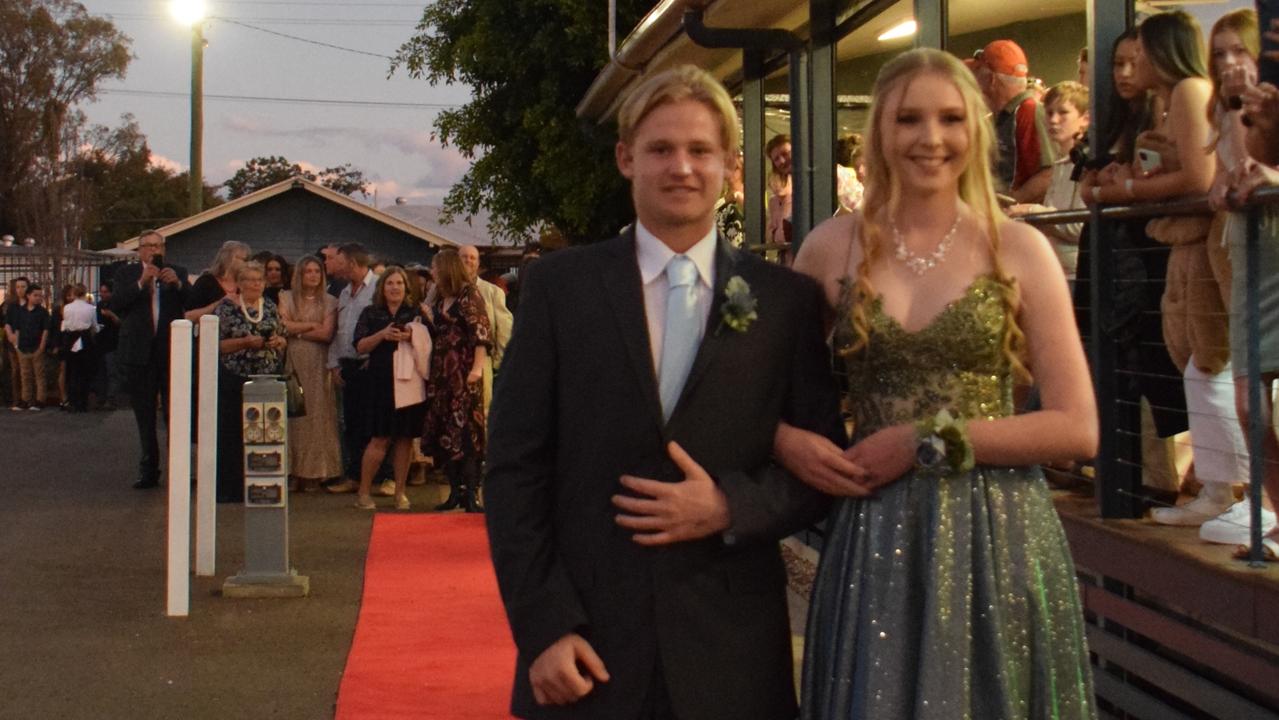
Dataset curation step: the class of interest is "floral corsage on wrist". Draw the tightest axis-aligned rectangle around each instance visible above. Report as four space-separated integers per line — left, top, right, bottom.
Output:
913 409 975 475
717 276 758 334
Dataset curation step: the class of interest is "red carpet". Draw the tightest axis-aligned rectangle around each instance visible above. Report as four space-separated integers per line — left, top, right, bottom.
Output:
336 514 517 719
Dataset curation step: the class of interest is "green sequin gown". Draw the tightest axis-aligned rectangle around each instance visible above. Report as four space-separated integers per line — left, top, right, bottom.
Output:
801 275 1096 720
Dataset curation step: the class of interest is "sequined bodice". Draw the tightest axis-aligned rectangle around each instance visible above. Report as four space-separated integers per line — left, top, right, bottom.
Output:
834 274 1013 440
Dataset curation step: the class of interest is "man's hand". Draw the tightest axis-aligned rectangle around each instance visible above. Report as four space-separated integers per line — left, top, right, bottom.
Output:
139 262 159 287
157 267 181 287
528 633 609 706
612 442 731 545
773 422 868 497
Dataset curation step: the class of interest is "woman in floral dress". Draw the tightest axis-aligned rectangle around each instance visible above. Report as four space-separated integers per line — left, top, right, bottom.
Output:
422 249 491 512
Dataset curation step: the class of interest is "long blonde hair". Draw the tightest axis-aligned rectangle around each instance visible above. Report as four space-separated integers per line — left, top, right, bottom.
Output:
850 48 1028 381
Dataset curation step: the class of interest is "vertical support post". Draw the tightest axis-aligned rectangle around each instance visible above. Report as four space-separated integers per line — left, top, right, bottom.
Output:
808 0 838 227
189 25 204 216
913 0 947 50
789 48 812 248
742 49 767 248
1246 207 1266 565
166 319 193 617
195 314 219 576
1089 0 1137 519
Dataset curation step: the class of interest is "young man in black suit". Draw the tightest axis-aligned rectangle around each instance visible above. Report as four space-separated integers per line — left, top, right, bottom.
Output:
485 66 852 720
113 230 190 489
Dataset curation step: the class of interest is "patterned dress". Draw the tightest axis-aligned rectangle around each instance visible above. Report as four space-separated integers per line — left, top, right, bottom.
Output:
422 284 491 464
801 275 1096 720
214 297 283 503
280 291 341 479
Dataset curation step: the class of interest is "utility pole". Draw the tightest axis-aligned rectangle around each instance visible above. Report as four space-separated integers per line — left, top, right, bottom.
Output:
189 24 204 216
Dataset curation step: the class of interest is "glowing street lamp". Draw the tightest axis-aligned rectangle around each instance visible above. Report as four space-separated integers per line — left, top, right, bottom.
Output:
170 0 207 215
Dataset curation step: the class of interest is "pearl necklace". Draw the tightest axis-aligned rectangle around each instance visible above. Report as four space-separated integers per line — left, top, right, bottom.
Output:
891 214 962 276
238 296 265 324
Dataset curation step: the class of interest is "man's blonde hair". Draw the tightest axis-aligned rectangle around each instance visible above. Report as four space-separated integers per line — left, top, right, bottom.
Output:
617 65 739 152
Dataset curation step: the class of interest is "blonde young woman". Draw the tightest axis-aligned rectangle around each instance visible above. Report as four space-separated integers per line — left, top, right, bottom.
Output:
778 49 1097 717
279 255 341 492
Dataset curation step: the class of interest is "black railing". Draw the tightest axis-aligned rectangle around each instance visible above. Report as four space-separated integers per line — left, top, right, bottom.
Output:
1022 186 1279 565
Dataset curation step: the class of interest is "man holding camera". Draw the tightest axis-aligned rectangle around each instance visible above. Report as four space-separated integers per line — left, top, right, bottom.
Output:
114 230 190 490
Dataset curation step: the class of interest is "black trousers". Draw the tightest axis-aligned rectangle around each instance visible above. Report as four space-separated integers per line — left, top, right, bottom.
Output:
124 354 170 484
64 338 94 411
340 361 371 482
640 656 679 720
216 369 246 503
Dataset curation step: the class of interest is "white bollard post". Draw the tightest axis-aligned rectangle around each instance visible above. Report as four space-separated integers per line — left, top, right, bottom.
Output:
167 319 193 617
195 314 219 576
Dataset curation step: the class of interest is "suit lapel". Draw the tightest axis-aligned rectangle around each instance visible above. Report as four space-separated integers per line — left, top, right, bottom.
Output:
669 237 738 423
600 229 665 431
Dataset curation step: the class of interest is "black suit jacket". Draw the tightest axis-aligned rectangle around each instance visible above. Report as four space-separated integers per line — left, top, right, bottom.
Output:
485 231 845 720
112 262 190 369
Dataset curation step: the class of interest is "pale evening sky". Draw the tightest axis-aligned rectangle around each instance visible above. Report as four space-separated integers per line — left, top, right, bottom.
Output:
79 0 473 209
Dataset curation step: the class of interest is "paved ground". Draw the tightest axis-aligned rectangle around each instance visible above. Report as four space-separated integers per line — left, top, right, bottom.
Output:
0 407 446 719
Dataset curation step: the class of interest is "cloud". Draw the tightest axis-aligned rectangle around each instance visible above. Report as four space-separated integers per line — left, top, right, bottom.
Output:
215 115 470 208
220 117 445 159
148 152 185 174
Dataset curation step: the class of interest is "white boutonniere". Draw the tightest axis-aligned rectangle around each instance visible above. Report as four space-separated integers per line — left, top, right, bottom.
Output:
717 275 758 334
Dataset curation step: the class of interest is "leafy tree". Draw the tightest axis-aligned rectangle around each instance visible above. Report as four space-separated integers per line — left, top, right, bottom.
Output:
69 115 221 249
0 0 131 243
392 0 648 244
223 155 370 199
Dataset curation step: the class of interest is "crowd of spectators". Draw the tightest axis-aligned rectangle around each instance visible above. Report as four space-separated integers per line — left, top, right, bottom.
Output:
0 233 521 514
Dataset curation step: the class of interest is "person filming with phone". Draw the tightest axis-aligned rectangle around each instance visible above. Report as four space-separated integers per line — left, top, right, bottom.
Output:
1091 11 1247 531
113 230 190 491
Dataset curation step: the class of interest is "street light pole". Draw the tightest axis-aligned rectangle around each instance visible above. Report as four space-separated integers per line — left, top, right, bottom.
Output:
171 0 207 216
189 23 204 216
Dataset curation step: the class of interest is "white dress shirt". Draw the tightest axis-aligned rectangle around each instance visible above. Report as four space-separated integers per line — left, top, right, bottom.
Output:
61 298 99 353
327 269 378 369
635 222 717 376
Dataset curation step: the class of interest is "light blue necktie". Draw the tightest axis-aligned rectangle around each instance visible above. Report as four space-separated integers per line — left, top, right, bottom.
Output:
658 255 700 421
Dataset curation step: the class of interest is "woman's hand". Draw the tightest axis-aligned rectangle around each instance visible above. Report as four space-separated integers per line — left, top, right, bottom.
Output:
1078 170 1099 207
419 301 433 322
382 324 409 343
1232 158 1279 203
1243 82 1279 136
773 422 868 497
1209 167 1233 212
467 366 483 385
244 334 266 350
843 424 917 492
266 334 287 352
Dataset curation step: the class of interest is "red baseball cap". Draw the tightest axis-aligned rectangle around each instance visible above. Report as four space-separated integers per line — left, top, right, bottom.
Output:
981 40 1029 78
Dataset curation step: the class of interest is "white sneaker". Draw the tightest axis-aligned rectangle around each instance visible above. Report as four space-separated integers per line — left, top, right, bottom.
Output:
375 479 397 497
1199 499 1278 545
1151 493 1235 526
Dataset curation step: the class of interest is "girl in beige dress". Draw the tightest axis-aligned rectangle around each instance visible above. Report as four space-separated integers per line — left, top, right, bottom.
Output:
280 255 341 491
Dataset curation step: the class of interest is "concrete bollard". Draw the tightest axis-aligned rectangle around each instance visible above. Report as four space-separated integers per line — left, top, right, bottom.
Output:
195 314 219 577
166 320 193 617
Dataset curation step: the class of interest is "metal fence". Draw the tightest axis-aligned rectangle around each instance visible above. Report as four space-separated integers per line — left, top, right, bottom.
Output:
1023 187 1279 565
0 247 124 302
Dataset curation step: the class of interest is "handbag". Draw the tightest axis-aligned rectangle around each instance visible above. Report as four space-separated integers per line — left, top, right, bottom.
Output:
283 356 307 418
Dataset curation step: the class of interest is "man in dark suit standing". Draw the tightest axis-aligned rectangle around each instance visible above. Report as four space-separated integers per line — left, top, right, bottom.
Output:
114 230 190 489
485 66 852 720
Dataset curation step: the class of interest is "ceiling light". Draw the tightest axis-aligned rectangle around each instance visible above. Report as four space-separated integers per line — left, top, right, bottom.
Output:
877 19 917 42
